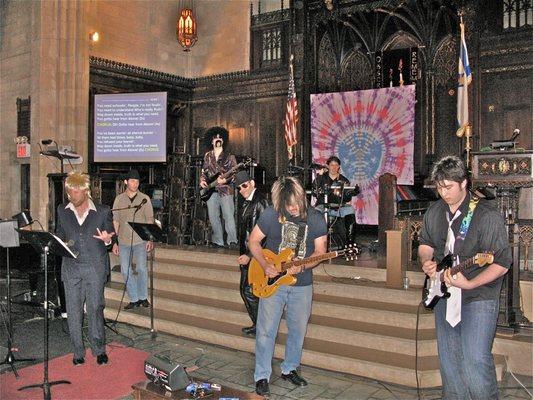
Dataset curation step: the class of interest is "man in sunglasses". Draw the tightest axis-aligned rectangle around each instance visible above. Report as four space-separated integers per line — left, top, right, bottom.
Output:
235 170 270 336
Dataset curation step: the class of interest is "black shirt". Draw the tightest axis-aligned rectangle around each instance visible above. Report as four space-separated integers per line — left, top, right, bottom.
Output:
313 173 351 206
418 193 512 303
256 207 327 286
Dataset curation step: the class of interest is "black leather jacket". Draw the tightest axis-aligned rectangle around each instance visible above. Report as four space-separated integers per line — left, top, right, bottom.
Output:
239 190 270 257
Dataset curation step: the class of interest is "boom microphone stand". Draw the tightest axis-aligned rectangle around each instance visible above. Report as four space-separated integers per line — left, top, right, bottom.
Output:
0 220 36 377
17 230 75 400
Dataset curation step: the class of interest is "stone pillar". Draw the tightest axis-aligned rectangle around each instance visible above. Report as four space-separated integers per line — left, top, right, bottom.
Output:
30 0 90 225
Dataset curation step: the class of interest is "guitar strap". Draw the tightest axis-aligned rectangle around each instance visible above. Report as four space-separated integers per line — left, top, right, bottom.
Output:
453 195 479 256
293 222 307 259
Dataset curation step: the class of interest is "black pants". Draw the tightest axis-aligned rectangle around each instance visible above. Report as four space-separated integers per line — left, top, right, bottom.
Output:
239 263 258 325
330 214 357 249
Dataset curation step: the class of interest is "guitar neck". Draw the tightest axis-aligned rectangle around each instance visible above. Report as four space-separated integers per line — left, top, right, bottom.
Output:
439 256 475 282
283 251 339 271
208 162 247 188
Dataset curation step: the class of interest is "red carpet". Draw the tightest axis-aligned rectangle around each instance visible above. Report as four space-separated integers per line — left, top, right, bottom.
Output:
0 343 148 400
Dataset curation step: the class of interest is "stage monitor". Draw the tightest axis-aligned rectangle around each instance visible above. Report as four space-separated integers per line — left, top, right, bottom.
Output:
94 92 167 163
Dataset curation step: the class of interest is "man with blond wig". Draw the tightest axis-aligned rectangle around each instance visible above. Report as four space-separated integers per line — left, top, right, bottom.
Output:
55 171 115 366
248 176 327 396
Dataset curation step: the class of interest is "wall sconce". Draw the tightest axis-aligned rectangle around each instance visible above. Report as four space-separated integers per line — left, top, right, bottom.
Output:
177 7 197 51
89 31 100 42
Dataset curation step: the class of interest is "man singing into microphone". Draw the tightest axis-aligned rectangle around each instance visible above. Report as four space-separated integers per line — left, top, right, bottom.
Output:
112 169 154 310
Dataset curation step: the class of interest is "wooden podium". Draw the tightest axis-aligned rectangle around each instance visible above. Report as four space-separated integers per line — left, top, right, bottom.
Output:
472 150 532 331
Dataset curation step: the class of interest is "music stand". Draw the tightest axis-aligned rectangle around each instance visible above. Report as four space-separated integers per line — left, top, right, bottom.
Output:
128 222 164 339
0 220 36 377
16 230 76 400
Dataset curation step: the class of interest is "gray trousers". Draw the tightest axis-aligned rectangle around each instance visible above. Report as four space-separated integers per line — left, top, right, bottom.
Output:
63 271 107 358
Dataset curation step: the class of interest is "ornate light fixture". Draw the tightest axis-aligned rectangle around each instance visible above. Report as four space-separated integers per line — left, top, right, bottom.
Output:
177 7 197 51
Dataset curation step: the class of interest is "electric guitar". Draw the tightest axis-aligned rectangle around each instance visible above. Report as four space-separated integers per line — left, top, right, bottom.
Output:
200 158 252 202
248 244 358 298
422 252 494 309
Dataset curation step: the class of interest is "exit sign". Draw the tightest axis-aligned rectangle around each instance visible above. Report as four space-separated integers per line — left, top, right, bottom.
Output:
17 143 31 158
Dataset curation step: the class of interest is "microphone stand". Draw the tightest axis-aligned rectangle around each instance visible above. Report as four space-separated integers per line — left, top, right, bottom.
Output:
106 203 143 335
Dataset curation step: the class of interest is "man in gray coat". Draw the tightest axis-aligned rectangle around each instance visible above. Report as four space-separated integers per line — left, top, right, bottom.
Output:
56 172 115 366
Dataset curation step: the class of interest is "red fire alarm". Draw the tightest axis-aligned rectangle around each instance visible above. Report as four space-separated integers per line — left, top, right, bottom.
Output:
17 143 31 158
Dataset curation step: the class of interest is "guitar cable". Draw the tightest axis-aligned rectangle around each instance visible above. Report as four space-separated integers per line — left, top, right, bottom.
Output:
415 300 424 400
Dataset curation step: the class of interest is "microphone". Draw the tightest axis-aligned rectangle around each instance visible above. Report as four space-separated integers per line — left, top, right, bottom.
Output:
511 128 520 141
41 139 54 145
134 198 148 211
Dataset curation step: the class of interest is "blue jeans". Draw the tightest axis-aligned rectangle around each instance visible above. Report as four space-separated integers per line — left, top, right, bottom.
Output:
254 284 313 382
434 298 500 400
206 192 237 246
119 243 148 303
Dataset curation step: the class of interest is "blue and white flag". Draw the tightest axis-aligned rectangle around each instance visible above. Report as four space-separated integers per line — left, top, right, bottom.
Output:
457 20 472 136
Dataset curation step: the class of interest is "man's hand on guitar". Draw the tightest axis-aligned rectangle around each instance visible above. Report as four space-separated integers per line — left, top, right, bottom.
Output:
237 254 250 265
262 262 279 278
200 179 208 189
217 176 227 185
443 269 471 290
422 259 437 278
286 265 303 275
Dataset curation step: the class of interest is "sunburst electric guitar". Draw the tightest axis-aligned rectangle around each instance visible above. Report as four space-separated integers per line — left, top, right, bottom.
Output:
422 252 494 309
248 245 357 298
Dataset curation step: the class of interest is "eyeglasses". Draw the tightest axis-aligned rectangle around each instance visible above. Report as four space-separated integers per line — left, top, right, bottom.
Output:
238 182 249 189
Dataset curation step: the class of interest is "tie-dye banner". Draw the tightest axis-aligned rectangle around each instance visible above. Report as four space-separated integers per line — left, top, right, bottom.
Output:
311 85 415 225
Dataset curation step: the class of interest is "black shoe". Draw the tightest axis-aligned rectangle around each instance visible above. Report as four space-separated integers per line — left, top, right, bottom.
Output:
72 357 85 366
210 243 224 249
228 242 238 250
138 299 150 308
124 301 138 310
255 379 270 396
281 370 307 387
96 353 108 365
241 325 256 336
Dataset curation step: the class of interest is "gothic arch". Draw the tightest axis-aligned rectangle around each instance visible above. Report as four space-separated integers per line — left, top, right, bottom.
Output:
317 32 337 92
340 49 373 91
382 31 422 52
433 34 457 87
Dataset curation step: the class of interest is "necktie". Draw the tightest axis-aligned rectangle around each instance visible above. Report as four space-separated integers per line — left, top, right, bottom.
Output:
445 210 462 327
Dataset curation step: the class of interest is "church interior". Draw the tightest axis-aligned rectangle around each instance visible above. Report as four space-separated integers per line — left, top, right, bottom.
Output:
0 0 532 399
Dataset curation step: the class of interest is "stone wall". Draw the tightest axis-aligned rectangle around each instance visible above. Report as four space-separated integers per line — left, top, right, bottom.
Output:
0 0 252 223
0 0 33 218
87 0 250 78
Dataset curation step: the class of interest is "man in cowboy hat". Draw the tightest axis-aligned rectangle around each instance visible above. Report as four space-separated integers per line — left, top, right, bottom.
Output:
112 169 154 310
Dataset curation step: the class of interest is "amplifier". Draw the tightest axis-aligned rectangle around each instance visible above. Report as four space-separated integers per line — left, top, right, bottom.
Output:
144 354 190 391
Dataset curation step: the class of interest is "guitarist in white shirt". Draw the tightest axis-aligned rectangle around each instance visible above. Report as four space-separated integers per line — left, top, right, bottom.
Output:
248 176 327 397
418 156 511 400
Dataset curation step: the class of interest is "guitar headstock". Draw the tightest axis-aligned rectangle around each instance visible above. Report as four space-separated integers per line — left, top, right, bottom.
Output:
474 252 494 266
342 243 360 261
242 157 252 168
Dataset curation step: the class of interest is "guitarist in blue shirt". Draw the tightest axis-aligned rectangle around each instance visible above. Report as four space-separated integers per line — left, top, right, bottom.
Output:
248 176 327 397
418 156 511 400
199 127 238 249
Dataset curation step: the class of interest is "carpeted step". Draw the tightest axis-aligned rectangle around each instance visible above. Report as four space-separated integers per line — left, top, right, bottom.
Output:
108 271 434 331
105 248 511 389
103 299 505 388
105 285 436 356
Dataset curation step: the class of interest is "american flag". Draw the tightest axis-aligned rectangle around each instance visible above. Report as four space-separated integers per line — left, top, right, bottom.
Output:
284 58 298 158
456 18 472 137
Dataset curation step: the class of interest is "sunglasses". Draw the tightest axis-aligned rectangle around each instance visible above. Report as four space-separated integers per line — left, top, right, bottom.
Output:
238 182 249 189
